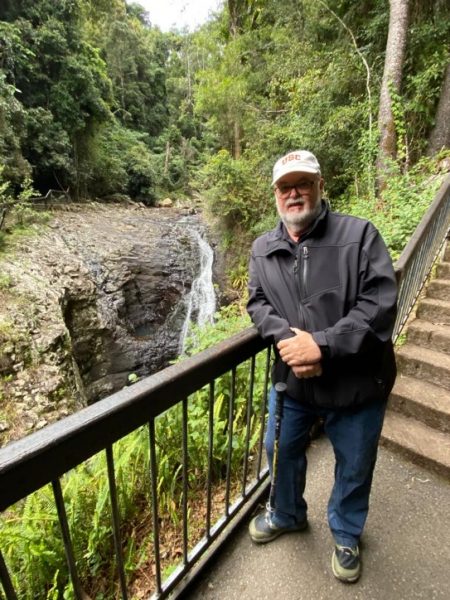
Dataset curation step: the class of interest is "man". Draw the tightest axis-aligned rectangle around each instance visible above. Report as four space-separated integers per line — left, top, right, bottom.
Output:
247 150 397 583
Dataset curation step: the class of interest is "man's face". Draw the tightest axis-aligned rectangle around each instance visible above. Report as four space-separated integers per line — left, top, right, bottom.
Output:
274 172 324 233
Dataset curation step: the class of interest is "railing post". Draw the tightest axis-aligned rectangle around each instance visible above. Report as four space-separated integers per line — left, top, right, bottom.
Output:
242 356 256 496
182 397 189 566
52 478 84 599
0 549 18 600
105 445 128 599
224 368 236 514
206 381 215 539
148 418 162 596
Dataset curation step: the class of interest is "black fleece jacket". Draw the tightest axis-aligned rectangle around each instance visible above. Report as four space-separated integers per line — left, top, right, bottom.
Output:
247 203 397 408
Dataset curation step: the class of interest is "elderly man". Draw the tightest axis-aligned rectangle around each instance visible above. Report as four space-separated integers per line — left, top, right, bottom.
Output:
247 150 397 583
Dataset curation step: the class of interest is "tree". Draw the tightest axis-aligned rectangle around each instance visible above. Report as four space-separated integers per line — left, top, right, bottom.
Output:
0 24 32 187
427 62 450 155
102 15 168 137
377 0 409 186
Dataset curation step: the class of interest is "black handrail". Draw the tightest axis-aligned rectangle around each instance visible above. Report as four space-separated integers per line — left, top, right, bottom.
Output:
392 173 450 341
0 328 266 512
0 327 271 600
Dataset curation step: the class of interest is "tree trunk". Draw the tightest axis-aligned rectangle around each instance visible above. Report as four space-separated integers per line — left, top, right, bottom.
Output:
164 141 170 175
228 0 240 37
427 62 450 155
376 0 409 188
233 121 241 159
0 207 7 231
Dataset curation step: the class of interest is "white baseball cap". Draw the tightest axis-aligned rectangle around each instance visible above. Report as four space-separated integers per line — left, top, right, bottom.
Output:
272 150 321 185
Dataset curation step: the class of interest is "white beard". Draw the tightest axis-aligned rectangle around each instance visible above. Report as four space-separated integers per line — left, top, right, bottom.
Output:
278 197 322 234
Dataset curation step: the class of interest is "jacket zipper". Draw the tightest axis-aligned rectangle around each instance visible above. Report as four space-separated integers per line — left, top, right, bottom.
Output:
302 246 309 297
293 253 303 324
294 246 313 403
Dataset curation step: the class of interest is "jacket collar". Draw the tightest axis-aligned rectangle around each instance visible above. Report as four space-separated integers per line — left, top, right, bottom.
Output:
265 201 329 255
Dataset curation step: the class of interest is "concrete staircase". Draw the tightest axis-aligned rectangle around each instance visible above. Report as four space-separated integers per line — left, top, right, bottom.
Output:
381 240 450 478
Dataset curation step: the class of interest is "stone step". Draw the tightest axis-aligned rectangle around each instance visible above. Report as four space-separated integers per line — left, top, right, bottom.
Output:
389 374 450 433
437 261 450 279
381 410 450 479
427 278 450 302
406 319 450 355
416 297 450 325
395 344 450 390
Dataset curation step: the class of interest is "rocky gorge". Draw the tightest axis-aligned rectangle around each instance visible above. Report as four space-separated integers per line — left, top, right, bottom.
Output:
0 203 220 446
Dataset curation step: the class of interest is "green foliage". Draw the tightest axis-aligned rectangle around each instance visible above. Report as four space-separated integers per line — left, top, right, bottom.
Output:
0 164 47 239
335 152 449 260
0 0 173 200
89 121 158 202
24 108 74 185
183 303 252 355
402 4 450 157
229 264 250 294
184 0 450 283
0 429 151 598
103 14 168 137
388 82 408 167
0 27 33 187
0 272 12 289
0 0 448 208
127 372 139 384
198 150 258 227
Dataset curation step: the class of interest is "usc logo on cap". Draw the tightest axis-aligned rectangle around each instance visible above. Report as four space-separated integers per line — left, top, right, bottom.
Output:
281 153 302 165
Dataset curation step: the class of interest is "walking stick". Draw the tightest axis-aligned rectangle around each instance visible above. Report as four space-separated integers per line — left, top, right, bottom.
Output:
268 364 289 514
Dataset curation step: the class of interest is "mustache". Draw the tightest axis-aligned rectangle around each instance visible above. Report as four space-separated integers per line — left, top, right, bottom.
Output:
285 199 305 207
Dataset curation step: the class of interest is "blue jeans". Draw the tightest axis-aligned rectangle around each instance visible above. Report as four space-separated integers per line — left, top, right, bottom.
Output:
265 387 387 547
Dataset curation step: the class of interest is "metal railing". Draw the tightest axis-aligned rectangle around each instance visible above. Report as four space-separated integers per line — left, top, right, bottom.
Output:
0 329 272 599
30 188 71 207
0 189 71 231
0 173 449 599
392 173 450 342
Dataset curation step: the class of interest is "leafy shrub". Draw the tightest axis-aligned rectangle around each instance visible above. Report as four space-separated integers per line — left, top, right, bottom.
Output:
336 153 449 260
89 122 158 203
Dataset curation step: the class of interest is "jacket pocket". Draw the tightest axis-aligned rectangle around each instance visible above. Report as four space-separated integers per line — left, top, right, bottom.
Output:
311 368 387 408
302 245 341 298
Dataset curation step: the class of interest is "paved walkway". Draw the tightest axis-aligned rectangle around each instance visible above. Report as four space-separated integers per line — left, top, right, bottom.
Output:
184 437 450 600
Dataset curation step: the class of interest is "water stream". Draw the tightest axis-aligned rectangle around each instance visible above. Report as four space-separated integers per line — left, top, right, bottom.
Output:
179 229 216 353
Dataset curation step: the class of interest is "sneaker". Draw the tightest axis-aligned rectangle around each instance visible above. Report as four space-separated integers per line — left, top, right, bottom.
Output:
249 509 307 543
331 544 361 583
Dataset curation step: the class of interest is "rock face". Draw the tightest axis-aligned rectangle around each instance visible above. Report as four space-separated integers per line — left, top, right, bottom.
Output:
0 204 216 444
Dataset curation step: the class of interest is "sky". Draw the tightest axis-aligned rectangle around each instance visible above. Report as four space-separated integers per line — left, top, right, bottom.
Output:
127 0 224 32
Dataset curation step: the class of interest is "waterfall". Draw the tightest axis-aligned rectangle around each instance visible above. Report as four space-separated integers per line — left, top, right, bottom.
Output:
179 229 216 353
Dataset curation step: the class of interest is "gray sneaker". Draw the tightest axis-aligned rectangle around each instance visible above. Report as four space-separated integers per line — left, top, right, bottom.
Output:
331 544 361 583
249 509 308 543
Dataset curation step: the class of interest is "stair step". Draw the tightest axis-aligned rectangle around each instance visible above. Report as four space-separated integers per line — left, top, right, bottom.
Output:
437 261 450 279
416 297 450 325
389 374 450 432
395 344 450 389
426 278 450 302
406 319 450 355
381 411 450 479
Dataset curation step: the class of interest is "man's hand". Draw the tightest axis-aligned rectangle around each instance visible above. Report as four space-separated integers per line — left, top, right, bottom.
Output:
292 363 323 379
277 327 322 366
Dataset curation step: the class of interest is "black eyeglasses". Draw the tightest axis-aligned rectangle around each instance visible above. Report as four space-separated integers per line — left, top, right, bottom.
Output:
275 180 316 198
